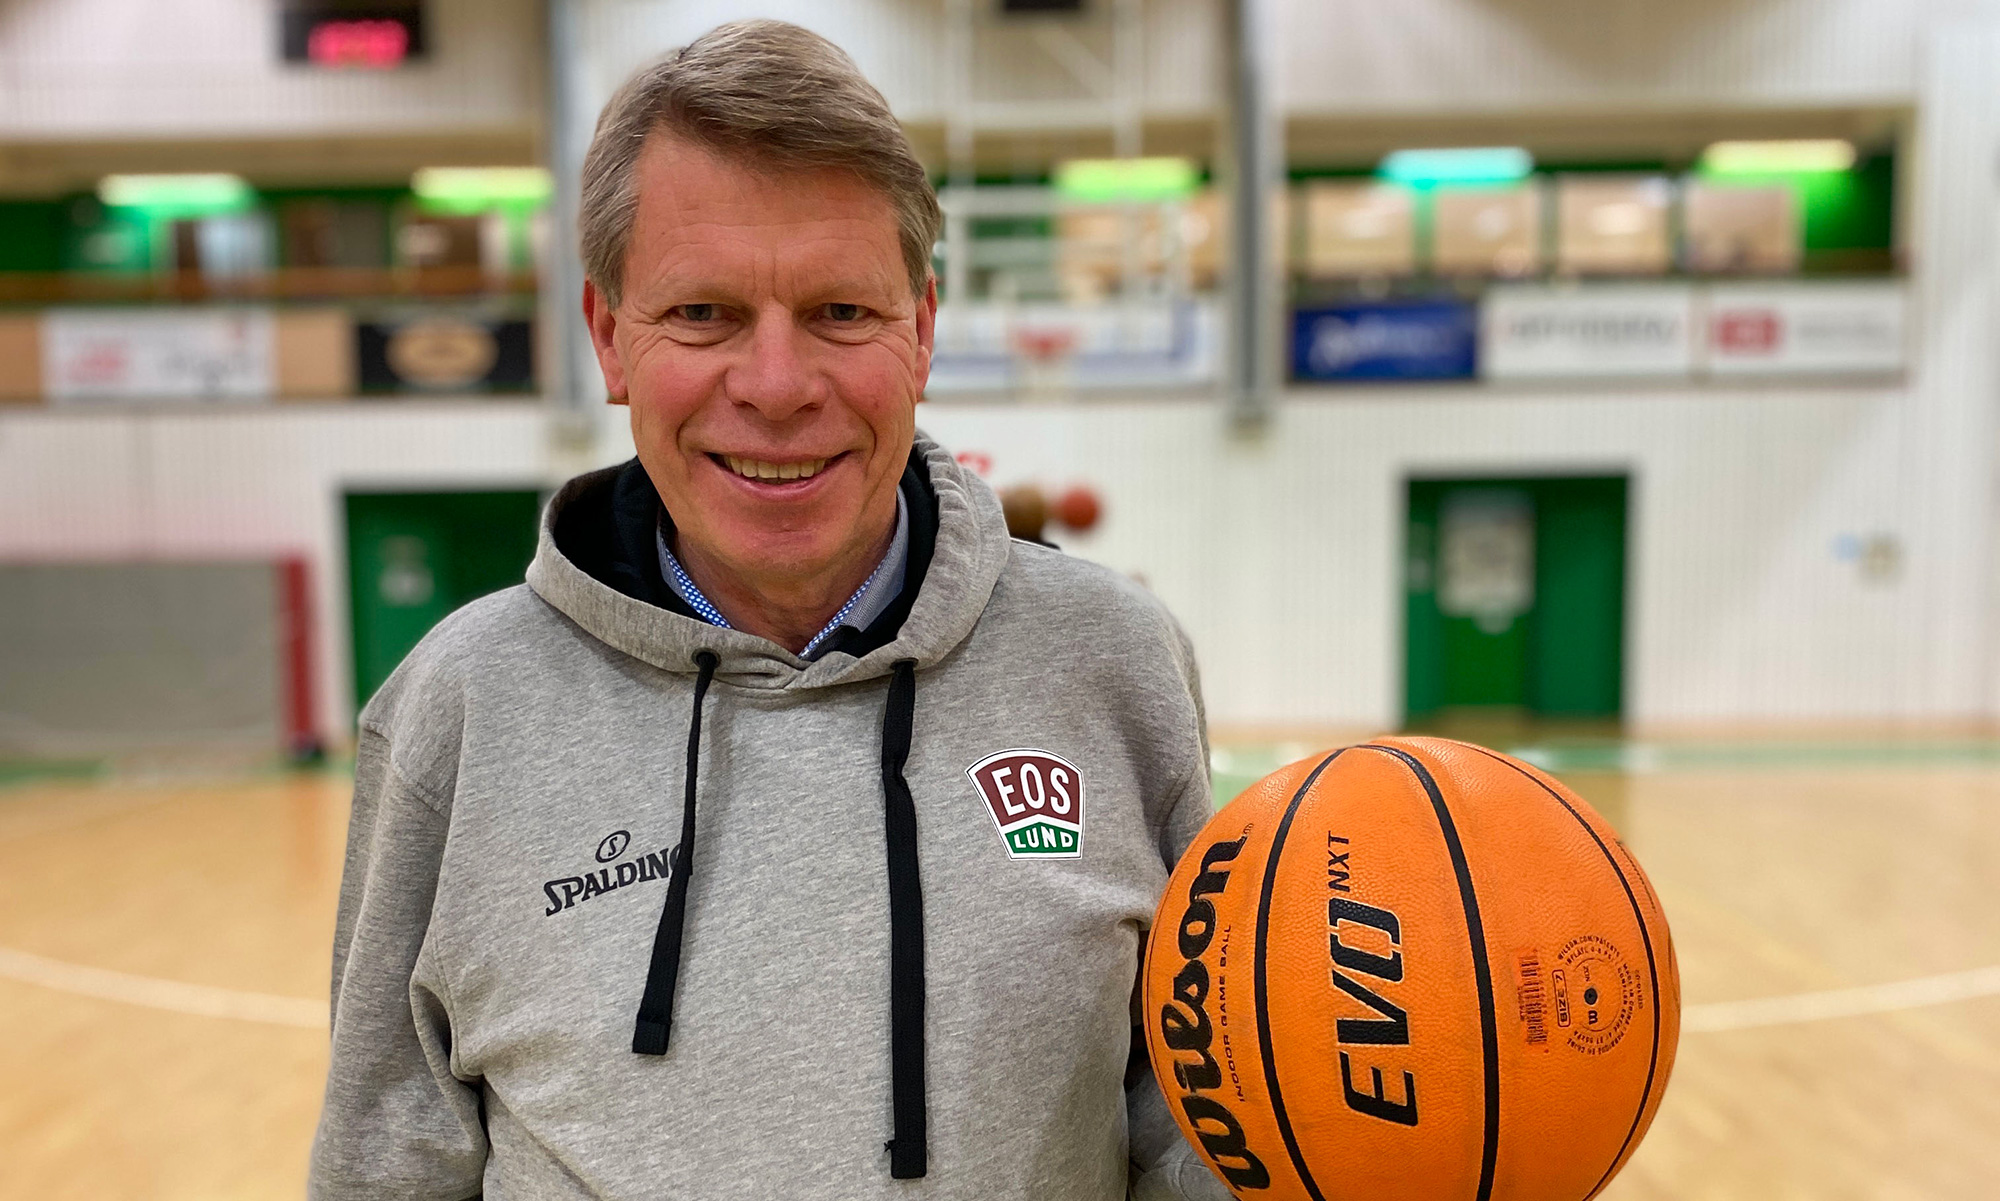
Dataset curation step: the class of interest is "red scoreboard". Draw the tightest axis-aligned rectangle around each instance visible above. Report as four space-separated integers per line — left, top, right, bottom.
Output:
280 0 425 68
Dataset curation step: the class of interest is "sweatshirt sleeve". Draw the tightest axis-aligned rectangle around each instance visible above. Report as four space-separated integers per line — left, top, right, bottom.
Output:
1128 615 1233 1201
309 722 487 1201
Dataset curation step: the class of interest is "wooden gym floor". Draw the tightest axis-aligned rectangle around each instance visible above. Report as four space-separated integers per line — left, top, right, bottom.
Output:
2 738 1997 1199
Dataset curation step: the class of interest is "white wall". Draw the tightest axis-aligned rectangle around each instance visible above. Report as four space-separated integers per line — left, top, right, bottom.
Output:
0 0 1967 146
571 0 1953 134
0 378 1956 747
1895 14 2000 722
0 403 554 747
0 0 541 141
921 387 1933 732
1272 0 1934 114
573 0 1220 132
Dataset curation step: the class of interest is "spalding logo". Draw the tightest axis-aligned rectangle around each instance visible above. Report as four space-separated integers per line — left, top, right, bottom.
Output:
595 830 632 863
966 748 1084 859
1159 834 1271 1190
543 830 672 917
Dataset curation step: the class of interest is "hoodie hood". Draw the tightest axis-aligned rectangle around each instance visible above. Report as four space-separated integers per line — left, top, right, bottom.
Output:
526 432 1011 692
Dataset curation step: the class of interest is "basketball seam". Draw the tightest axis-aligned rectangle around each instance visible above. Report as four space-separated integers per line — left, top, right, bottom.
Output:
1361 744 1501 1201
1251 749 1346 1201
1465 745 1664 1201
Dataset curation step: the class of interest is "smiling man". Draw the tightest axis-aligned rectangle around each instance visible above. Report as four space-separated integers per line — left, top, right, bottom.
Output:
310 20 1228 1201
590 118 927 657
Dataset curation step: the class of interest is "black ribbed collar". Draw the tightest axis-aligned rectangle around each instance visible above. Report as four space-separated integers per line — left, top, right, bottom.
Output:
552 450 941 661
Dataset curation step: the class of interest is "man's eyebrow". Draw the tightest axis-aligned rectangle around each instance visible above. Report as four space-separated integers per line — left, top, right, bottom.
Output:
795 280 903 303
624 277 750 310
633 278 903 308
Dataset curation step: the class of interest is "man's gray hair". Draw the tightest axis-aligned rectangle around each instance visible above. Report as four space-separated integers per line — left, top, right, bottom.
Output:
580 19 941 307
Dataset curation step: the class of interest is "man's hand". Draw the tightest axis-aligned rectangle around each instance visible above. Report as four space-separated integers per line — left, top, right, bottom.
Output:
1128 1046 1238 1201
1131 1147 1237 1201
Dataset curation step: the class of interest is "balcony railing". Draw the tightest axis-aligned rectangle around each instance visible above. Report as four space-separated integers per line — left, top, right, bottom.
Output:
0 267 540 306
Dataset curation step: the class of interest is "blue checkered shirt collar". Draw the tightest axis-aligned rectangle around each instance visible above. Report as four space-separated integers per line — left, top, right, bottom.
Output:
656 492 910 661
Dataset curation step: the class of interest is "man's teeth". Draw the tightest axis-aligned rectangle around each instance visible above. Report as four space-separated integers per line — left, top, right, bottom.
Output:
723 455 830 482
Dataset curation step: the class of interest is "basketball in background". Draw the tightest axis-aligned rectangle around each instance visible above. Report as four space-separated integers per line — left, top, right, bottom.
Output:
1052 485 1102 533
998 483 1049 542
1144 736 1679 1201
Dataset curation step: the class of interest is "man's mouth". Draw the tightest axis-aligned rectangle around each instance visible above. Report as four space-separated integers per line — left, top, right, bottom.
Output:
713 453 837 483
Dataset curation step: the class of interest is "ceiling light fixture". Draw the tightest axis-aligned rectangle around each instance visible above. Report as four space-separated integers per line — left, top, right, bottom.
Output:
97 173 253 211
1701 140 1857 175
1377 147 1533 187
411 167 555 210
1053 157 1201 203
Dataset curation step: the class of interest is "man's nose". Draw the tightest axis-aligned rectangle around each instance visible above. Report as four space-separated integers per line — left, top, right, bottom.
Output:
722 310 827 421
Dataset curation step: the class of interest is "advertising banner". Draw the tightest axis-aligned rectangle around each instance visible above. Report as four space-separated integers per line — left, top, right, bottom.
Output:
1682 184 1798 274
1299 182 1417 278
1555 176 1674 275
1433 186 1542 277
1704 281 1906 377
356 314 534 393
42 308 274 403
1481 284 1696 380
1291 300 1478 382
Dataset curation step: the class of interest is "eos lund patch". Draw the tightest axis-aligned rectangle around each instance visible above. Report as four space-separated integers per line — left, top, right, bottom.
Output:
966 748 1085 859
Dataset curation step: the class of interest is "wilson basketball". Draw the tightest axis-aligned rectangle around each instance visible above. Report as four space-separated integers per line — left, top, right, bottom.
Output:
1144 736 1679 1201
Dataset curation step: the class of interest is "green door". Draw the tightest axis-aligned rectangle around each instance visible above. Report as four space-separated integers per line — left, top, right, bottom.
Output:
1404 476 1627 724
345 489 542 712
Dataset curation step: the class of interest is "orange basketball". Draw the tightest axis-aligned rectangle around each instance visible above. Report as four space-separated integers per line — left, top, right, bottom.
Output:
1144 737 1679 1201
1052 485 1102 533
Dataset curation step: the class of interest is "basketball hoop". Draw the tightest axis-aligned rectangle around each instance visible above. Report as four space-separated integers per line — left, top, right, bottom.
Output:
1009 324 1079 403
1011 326 1079 363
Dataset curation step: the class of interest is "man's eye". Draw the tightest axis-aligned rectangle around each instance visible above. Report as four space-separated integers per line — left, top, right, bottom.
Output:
823 303 865 322
676 304 721 322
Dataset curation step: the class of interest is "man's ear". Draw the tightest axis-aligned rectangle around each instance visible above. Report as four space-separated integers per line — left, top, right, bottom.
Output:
582 278 629 405
912 275 938 403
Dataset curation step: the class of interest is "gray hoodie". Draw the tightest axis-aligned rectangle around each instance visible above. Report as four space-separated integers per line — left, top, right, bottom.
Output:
309 437 1228 1201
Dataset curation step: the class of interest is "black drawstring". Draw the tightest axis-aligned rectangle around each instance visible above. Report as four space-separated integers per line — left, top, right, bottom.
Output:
632 649 719 1056
879 658 927 1178
631 651 928 1182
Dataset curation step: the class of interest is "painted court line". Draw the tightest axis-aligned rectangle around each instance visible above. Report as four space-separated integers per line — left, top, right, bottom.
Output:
3 943 1995 1035
1682 965 2000 1032
0 946 325 1029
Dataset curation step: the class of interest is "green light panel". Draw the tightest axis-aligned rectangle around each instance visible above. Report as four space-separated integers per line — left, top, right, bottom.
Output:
1378 147 1533 187
411 167 554 213
1701 140 1857 176
1053 157 1200 203
97 174 254 214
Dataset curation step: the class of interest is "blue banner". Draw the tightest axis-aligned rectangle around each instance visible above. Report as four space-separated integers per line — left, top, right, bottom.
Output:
1291 300 1478 382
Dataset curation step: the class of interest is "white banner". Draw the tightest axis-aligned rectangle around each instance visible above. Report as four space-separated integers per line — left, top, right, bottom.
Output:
1704 281 1907 377
42 308 275 403
1481 284 1697 380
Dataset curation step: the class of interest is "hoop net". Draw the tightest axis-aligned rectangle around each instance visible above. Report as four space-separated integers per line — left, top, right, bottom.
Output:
1011 326 1080 364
